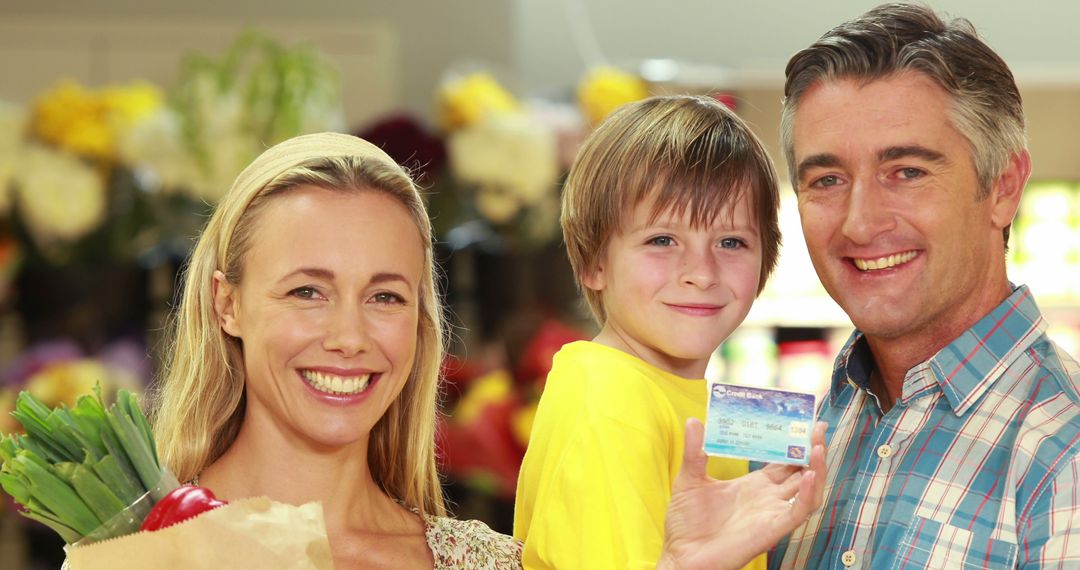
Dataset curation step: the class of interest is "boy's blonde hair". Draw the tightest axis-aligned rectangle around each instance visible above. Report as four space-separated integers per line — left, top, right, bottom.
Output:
152 133 447 518
561 95 781 323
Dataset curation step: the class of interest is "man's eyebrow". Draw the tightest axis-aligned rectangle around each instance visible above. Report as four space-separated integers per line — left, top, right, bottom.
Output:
796 153 842 181
879 145 946 163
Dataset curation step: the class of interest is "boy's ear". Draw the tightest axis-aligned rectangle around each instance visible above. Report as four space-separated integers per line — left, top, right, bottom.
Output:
212 270 242 337
581 262 607 292
989 150 1031 230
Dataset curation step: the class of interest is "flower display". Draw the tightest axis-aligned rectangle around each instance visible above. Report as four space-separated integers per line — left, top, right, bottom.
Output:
577 66 648 127
0 32 344 275
125 32 343 203
12 144 107 248
31 81 163 163
436 71 519 131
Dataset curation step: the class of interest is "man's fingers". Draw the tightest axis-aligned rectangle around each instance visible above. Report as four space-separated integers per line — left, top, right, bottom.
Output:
760 462 800 484
789 470 818 521
810 422 828 509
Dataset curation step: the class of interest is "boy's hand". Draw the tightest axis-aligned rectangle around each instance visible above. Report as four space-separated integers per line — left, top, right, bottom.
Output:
657 419 828 570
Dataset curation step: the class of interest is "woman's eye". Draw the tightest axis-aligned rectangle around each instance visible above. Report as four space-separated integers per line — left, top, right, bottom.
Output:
647 235 675 247
290 286 321 300
719 237 745 249
372 292 406 305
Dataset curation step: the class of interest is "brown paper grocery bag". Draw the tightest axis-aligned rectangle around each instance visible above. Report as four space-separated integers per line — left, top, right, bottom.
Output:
67 496 334 569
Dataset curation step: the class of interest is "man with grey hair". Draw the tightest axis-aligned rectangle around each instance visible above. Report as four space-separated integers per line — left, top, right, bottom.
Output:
772 3 1079 568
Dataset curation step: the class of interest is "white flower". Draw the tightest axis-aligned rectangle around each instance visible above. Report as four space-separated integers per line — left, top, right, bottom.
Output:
13 144 106 246
117 108 202 195
449 112 559 214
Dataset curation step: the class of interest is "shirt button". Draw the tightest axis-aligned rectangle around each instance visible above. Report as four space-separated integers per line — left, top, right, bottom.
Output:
877 444 893 459
841 550 857 566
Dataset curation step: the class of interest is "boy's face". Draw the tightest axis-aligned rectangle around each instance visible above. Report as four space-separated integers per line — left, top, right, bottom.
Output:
583 192 762 378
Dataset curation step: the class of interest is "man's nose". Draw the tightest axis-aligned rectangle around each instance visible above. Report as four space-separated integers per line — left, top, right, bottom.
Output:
840 179 897 244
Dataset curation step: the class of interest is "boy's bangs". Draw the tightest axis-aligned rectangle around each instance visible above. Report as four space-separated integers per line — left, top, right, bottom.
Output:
635 132 764 229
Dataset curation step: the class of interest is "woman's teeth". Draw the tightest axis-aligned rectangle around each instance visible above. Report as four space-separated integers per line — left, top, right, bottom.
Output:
853 250 917 271
302 370 372 395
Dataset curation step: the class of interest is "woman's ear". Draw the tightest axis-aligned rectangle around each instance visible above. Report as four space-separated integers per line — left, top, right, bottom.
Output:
212 270 241 337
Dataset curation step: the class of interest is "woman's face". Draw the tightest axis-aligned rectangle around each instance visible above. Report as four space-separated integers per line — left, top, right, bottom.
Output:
214 185 425 451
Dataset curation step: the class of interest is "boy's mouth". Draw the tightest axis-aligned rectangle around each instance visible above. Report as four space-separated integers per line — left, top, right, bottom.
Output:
666 303 723 316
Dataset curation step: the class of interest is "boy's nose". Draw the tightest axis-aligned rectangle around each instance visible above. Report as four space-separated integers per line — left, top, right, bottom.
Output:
680 248 719 289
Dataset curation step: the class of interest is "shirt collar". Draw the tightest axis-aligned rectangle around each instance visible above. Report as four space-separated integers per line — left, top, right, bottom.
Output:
830 285 1047 415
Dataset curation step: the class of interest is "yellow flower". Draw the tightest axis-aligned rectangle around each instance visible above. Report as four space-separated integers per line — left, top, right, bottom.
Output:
436 72 518 131
452 370 513 425
32 81 114 160
577 66 649 127
25 359 110 409
30 80 163 162
102 81 164 134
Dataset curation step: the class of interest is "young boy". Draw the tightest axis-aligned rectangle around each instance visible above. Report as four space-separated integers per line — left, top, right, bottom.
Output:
513 95 781 569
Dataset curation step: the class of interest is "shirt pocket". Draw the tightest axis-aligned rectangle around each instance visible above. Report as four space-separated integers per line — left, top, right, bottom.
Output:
892 515 1017 569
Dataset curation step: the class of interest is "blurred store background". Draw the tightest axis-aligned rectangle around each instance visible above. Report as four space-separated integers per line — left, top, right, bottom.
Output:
0 0 1078 566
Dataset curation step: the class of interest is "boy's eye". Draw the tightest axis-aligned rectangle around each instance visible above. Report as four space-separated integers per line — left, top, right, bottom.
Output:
719 237 745 249
647 235 675 247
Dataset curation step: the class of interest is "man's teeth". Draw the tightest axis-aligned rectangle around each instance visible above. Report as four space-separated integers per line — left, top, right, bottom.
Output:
853 250 917 271
302 370 372 395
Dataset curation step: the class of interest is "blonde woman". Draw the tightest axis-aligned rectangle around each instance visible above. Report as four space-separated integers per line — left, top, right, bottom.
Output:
151 132 518 567
149 132 826 569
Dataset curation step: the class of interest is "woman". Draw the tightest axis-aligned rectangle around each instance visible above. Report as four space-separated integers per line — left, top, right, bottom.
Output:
150 132 825 569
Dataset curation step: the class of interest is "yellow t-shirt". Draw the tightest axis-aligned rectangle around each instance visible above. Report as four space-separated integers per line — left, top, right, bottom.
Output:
513 341 766 570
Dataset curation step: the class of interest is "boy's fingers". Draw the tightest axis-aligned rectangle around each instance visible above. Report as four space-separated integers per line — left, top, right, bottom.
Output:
679 418 708 481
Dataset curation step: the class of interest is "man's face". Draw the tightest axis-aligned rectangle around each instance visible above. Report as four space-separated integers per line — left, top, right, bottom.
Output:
792 72 1017 350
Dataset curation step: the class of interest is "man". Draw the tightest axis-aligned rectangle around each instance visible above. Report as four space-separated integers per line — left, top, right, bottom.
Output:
772 3 1080 568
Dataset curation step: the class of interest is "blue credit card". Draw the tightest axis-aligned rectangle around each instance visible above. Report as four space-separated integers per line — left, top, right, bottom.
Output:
704 383 816 465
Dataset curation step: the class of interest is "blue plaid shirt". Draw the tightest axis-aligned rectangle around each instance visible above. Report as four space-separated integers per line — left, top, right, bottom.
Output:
771 285 1080 569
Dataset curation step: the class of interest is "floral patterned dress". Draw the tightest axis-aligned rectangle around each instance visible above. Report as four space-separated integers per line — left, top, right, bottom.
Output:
424 516 522 569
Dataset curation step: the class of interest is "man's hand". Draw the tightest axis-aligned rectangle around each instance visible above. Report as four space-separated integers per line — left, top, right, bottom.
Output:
657 419 828 570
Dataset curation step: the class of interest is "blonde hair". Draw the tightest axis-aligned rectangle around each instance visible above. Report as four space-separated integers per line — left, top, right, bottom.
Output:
562 95 781 324
152 133 447 517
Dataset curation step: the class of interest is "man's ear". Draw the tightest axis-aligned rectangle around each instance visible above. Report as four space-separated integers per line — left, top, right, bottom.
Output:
989 150 1031 230
212 270 241 337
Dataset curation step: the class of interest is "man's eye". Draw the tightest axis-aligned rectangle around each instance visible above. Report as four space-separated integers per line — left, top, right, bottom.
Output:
719 237 745 249
898 167 924 180
648 236 674 246
813 175 840 188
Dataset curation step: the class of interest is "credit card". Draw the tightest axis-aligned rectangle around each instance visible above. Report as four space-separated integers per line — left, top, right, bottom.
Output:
704 383 816 465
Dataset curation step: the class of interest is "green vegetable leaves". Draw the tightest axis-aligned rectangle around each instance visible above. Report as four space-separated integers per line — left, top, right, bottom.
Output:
0 387 175 544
